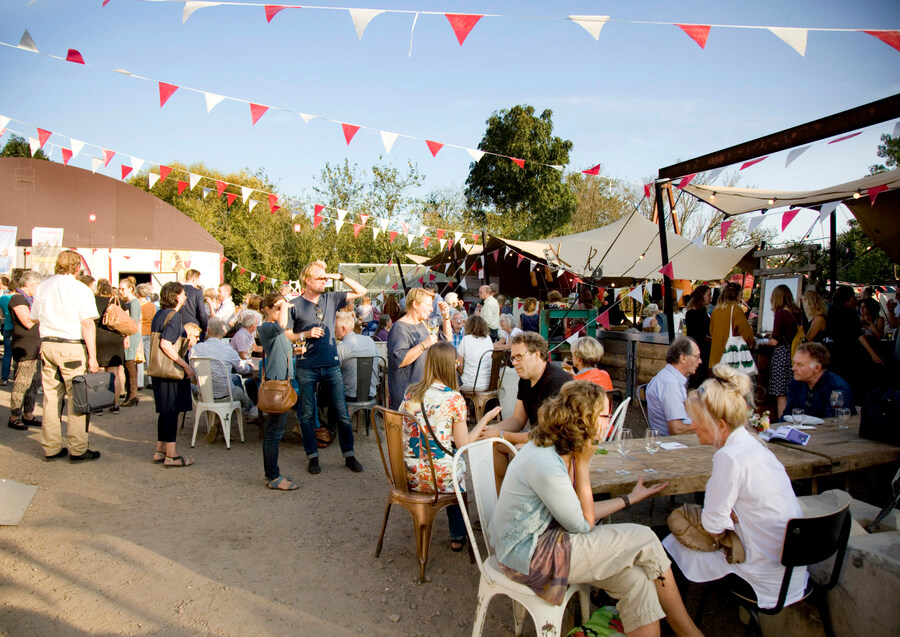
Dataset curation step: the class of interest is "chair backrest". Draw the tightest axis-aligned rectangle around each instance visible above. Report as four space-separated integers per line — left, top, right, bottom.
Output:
191 357 233 404
343 355 376 403
605 396 631 442
487 350 508 392
637 383 650 428
372 405 441 502
452 438 519 581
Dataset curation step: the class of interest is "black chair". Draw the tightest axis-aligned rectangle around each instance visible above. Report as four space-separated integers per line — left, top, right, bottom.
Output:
344 355 385 436
695 494 853 637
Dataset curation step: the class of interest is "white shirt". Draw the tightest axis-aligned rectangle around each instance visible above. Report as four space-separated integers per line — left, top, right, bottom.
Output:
481 295 500 330
663 426 808 609
215 298 236 323
457 334 494 391
31 274 99 340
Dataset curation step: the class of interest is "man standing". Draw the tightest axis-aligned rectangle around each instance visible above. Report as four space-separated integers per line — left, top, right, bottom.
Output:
286 260 367 475
215 283 236 324
784 343 855 419
479 284 500 341
31 250 101 462
335 312 380 402
645 336 701 436
179 269 208 341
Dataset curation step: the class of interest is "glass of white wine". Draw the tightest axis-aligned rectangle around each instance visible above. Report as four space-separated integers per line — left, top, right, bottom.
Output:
644 430 661 474
615 428 632 475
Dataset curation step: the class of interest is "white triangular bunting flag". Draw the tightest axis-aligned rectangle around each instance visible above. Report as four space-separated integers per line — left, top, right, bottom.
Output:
335 220 345 233
91 157 103 174
459 278 467 290
439 239 446 251
337 209 348 223
28 137 40 157
466 148 485 163
17 29 38 53
818 201 839 226
183 1 220 23
419 225 428 237
248 199 260 212
379 218 389 232
569 15 610 41
241 186 252 203
189 173 202 191
529 261 536 272
746 215 765 236
705 168 724 182
230 262 237 271
202 187 213 197
565 331 581 346
550 165 565 171
250 272 256 281
627 284 644 304
131 157 144 173
70 139 85 158
299 113 315 124
691 235 705 250
380 131 398 154
768 27 808 56
676 289 685 302
349 8 384 40
149 173 161 189
504 247 511 258
557 268 566 278
454 231 462 243
372 227 381 241
204 92 225 113
0 116 10 130
785 145 811 168
894 121 900 138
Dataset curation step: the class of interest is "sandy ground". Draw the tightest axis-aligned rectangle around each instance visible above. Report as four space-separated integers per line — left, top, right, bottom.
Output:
0 381 755 637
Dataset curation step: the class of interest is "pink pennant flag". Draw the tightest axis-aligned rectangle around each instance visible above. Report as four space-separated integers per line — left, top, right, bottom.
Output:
221 255 228 264
868 184 888 204
720 220 734 241
445 14 483 46
159 82 179 108
740 156 769 171
271 206 280 214
828 132 862 144
268 193 279 212
676 24 711 49
781 209 800 231
159 165 172 182
313 214 323 228
598 311 610 330
216 180 227 198
250 103 269 125
240 268 246 275
121 165 133 180
314 204 325 216
510 157 525 169
226 193 238 207
426 140 444 157
389 231 398 243
342 123 360 145
103 0 111 6
436 229 445 240
429 274 436 282
264 5 287 23
352 224 362 237
659 262 674 279
36 128 52 148
66 49 85 64
423 237 431 249
102 149 115 167
177 180 189 195
472 233 479 243
517 255 524 267
260 276 266 282
643 183 652 198
391 283 398 290
582 163 601 176
418 277 425 285
61 148 73 165
359 214 369 227
862 30 900 54
493 250 499 262
677 173 696 189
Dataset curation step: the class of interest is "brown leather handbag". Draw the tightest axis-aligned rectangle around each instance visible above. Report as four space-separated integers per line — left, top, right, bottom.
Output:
667 503 745 564
257 366 298 415
148 310 185 380
103 297 139 336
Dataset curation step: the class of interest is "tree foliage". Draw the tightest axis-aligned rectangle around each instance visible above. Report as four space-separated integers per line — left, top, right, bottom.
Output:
869 134 900 174
557 171 633 235
1 134 49 160
465 105 576 240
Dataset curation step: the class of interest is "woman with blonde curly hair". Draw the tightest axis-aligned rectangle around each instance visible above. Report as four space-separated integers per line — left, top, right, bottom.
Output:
663 364 808 612
490 381 702 636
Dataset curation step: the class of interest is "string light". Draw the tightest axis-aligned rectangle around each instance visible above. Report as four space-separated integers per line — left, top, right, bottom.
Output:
710 192 716 201
853 190 862 199
767 198 776 205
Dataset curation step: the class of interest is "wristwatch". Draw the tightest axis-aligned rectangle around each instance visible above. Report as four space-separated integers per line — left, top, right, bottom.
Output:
338 274 346 282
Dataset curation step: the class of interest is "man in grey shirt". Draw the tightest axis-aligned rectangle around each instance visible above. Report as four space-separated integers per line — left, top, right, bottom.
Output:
335 312 380 401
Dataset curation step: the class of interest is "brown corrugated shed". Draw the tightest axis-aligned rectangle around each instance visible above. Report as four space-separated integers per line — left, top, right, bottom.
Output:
0 157 222 253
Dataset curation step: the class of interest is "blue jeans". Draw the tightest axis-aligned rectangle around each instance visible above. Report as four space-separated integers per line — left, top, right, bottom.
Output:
295 364 355 459
1 328 12 381
447 505 466 541
263 412 289 480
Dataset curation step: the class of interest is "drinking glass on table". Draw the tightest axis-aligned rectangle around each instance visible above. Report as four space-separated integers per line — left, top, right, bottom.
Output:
644 430 660 474
791 409 805 426
615 428 632 475
837 407 851 429
830 390 844 417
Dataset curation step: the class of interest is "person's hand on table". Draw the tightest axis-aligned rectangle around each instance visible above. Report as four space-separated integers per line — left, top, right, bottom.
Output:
628 476 669 504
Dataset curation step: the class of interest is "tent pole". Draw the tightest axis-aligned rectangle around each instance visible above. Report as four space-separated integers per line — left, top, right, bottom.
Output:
829 211 837 297
481 231 490 284
393 251 409 296
654 181 675 342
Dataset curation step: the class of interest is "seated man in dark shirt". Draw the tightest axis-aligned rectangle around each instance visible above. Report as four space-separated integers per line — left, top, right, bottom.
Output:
783 342 855 420
481 332 572 490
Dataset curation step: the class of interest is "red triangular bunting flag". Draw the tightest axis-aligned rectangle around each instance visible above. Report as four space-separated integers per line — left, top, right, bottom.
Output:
582 163 601 176
423 237 432 249
216 180 227 198
401 222 410 235
359 214 369 227
493 250 499 262
868 184 888 204
517 255 524 267
353 223 362 237
389 231 398 243
250 103 268 125
37 128 51 149
313 214 323 229
342 123 360 145
676 24 711 49
226 193 238 207
66 49 85 64
436 229 445 240
828 132 862 144
264 5 287 23
863 30 900 54
121 165 133 180
445 14 483 46
158 165 171 182
177 180 188 195
103 0 110 6
314 204 325 216
271 206 280 214
677 173 696 189
659 262 674 279
392 283 398 290
740 156 769 170
720 220 734 241
510 157 525 169
472 233 479 243
61 148 73 165
644 183 652 198
429 274 436 281
781 209 800 231
220 255 228 264
598 311 610 330
448 239 454 250
268 194 279 213
260 276 266 282
159 82 179 108
240 268 246 275
102 149 115 167
426 140 444 157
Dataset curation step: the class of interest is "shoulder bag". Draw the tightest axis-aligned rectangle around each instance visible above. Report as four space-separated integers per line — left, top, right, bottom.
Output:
148 310 185 380
719 306 757 375
71 372 117 414
256 361 298 415
103 297 139 336
667 503 745 564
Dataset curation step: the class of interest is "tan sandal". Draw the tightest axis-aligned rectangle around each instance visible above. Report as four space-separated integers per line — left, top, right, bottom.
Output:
164 455 194 467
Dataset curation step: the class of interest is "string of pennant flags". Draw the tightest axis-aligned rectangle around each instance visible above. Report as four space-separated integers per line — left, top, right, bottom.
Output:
131 0 900 57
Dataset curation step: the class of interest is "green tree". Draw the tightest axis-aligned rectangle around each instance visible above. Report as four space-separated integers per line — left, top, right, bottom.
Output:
816 220 896 284
869 134 900 174
465 105 576 240
558 171 632 235
1 134 49 160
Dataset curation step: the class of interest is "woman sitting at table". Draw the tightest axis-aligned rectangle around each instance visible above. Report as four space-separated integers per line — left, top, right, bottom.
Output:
662 364 808 611
571 336 613 391
401 341 500 551
456 315 494 391
489 381 702 637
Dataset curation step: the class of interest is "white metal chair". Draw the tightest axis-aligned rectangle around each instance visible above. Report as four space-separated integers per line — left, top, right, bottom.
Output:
190 357 244 449
604 396 631 442
452 438 591 637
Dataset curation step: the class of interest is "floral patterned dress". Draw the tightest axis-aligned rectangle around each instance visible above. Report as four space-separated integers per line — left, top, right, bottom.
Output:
400 383 467 494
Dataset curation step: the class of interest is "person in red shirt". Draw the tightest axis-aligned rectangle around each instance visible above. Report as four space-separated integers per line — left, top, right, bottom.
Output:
571 336 613 391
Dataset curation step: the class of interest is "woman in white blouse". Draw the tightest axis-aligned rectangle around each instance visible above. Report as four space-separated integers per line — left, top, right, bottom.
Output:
456 314 494 391
663 364 808 609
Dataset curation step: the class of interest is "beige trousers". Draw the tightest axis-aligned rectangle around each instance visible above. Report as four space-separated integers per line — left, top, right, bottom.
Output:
40 341 89 456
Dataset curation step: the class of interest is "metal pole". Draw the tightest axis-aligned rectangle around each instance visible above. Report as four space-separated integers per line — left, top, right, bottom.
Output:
393 251 409 296
654 181 675 342
829 211 837 297
481 230 490 283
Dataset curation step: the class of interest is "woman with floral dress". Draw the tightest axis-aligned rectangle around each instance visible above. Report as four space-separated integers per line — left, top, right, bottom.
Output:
400 341 500 552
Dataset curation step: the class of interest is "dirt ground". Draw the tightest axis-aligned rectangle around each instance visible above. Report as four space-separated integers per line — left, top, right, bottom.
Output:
0 383 755 636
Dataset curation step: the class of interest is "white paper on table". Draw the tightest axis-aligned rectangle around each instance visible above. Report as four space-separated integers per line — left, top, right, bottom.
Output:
660 442 688 450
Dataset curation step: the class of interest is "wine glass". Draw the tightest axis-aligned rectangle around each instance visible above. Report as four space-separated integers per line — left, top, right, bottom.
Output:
427 316 440 338
615 429 632 475
830 390 844 419
644 430 660 474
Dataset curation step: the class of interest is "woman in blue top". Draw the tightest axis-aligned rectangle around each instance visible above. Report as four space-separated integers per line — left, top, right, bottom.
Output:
489 381 701 636
258 292 299 491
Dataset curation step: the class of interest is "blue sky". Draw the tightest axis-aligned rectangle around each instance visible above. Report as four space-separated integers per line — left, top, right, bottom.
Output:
2 0 899 241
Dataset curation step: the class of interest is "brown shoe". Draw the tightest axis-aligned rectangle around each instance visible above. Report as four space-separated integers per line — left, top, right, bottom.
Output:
121 397 140 407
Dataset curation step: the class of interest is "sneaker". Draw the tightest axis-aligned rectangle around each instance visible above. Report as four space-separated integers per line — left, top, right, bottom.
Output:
206 422 219 444
69 449 101 463
248 405 259 420
307 458 321 475
44 448 69 462
345 456 364 473
109 405 121 414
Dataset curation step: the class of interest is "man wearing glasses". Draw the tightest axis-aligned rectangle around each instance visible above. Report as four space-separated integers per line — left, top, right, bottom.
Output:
286 260 367 475
645 336 700 436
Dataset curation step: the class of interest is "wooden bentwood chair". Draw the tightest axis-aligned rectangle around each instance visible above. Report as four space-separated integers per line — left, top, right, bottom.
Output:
460 350 508 424
372 406 474 583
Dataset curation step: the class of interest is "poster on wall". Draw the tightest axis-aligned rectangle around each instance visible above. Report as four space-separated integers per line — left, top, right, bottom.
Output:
161 250 191 282
0 226 16 275
31 227 64 276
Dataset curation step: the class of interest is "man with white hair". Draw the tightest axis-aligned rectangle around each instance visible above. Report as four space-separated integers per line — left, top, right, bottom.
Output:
450 310 466 349
444 292 466 317
334 312 380 402
230 312 261 360
479 284 500 341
